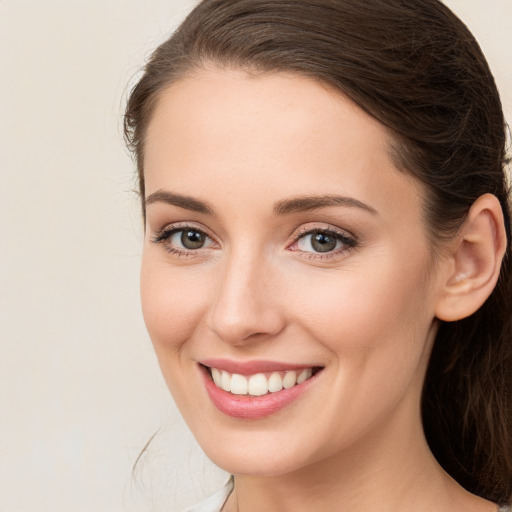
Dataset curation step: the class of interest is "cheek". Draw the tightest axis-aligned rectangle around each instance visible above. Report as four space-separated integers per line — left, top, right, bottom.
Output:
140 254 207 354
282 260 434 449
286 252 433 365
140 255 211 415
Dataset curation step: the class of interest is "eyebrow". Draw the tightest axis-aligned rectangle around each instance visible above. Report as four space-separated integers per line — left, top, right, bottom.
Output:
145 190 378 216
273 195 378 216
145 190 214 214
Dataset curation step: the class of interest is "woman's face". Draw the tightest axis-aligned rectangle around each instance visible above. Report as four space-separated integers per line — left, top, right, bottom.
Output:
141 68 444 476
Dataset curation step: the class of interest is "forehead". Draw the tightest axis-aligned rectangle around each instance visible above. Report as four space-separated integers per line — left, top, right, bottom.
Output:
144 68 423 220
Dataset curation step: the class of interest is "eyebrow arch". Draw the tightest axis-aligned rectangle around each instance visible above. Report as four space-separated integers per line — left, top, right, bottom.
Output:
273 195 378 216
145 190 215 215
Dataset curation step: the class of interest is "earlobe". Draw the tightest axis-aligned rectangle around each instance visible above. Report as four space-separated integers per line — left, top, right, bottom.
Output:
435 194 507 322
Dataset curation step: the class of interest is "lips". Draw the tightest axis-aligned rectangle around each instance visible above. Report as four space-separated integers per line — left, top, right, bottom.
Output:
199 359 323 419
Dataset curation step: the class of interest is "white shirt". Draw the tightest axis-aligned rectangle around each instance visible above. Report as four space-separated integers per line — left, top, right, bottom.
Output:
183 478 233 512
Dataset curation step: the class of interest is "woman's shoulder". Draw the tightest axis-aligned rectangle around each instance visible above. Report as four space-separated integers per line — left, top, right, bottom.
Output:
182 477 234 512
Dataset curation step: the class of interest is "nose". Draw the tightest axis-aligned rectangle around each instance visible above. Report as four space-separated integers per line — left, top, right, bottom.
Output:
206 250 286 346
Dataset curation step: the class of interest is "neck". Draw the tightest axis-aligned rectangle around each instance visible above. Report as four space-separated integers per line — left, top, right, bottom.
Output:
225 398 494 512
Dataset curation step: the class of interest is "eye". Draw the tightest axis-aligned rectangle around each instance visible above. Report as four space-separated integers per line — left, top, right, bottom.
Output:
171 229 210 250
293 227 357 257
298 231 341 253
151 225 215 254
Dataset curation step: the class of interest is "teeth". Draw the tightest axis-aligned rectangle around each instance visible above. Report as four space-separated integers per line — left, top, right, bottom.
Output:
297 368 312 384
211 368 222 387
282 370 297 389
221 371 231 392
209 367 316 396
230 373 248 395
248 373 268 396
268 372 283 392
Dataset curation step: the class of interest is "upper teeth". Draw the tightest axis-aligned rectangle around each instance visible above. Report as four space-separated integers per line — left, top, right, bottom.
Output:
210 368 313 396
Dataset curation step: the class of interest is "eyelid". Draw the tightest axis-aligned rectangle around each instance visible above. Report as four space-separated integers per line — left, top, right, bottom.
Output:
151 221 217 243
290 223 356 243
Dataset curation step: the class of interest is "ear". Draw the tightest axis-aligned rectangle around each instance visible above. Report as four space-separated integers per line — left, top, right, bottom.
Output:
435 194 507 322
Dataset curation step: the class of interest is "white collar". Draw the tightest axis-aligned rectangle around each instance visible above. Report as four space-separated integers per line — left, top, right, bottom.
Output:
183 477 234 512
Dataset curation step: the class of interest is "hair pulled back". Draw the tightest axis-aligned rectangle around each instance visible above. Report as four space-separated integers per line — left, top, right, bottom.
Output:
124 0 512 504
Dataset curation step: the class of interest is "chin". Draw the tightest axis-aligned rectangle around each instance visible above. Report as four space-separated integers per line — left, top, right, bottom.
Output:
205 448 304 477
191 424 324 477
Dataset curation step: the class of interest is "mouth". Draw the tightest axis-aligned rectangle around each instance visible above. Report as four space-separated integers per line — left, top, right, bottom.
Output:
204 365 323 397
199 359 325 419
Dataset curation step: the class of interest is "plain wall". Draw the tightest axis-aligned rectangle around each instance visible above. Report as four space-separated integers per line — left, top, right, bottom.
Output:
0 1 510 511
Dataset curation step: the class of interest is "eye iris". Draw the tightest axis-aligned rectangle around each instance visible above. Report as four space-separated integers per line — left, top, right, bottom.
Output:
311 232 337 252
181 230 205 249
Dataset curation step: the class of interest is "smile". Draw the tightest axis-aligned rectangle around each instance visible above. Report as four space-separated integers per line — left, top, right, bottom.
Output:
200 361 324 419
209 367 316 396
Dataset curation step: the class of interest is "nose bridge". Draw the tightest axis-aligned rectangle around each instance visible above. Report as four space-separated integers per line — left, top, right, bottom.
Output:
207 244 283 344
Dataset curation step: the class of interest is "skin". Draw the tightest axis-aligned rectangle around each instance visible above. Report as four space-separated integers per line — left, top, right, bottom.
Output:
140 68 497 511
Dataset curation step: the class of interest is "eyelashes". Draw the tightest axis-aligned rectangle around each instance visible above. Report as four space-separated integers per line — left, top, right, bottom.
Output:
151 223 357 260
151 224 215 258
153 226 214 250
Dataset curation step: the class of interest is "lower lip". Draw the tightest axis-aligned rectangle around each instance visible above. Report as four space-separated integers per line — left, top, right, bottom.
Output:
201 366 320 419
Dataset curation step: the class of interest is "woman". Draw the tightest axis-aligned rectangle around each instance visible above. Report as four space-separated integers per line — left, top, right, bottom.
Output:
124 0 512 510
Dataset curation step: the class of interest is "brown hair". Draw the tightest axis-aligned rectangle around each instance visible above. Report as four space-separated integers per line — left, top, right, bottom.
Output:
124 0 512 504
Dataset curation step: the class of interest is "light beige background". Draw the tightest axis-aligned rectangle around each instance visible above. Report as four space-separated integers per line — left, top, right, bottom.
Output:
0 1 510 511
